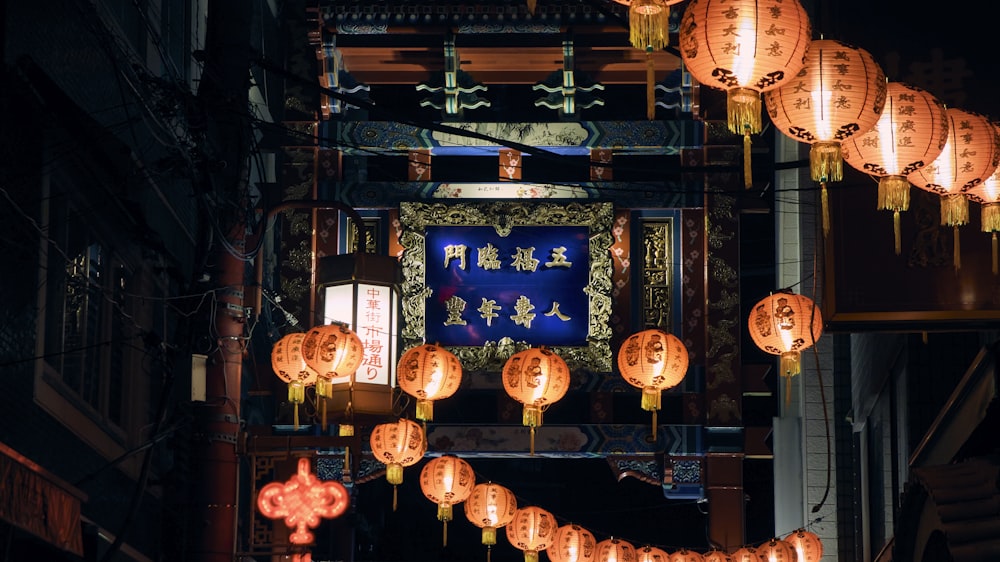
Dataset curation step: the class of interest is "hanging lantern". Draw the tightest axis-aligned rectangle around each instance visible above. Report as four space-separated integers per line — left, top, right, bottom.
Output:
271 332 318 429
748 291 823 405
765 38 886 235
730 547 761 562
637 545 670 562
256 457 350 546
595 537 636 562
419 455 475 547
841 82 949 255
678 0 811 188
617 328 689 440
506 506 558 562
465 482 518 562
757 538 795 561
548 523 597 562
783 528 823 561
613 0 685 119
702 549 731 562
502 347 571 455
668 548 706 562
369 418 426 511
907 107 1000 271
397 343 463 424
964 139 1000 274
301 322 365 431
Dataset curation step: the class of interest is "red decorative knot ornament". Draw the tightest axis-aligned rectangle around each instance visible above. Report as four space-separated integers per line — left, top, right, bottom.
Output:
256 457 350 545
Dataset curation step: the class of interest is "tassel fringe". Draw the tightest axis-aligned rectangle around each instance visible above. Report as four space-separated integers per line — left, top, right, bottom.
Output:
821 182 830 237
629 1 670 51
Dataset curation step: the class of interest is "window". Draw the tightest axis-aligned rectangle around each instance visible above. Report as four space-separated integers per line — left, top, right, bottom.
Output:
38 179 146 444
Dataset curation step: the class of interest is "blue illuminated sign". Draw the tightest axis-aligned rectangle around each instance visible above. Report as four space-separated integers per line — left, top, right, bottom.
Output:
424 225 590 347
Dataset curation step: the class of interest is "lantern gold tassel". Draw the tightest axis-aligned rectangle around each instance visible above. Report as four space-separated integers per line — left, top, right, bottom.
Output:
983 204 1000 274
526 0 536 14
821 182 830 237
646 48 655 120
641 388 661 441
288 381 304 429
877 175 910 255
629 0 670 52
993 233 998 275
743 130 753 189
940 194 969 271
727 87 761 190
893 211 901 255
810 141 843 184
953 226 961 271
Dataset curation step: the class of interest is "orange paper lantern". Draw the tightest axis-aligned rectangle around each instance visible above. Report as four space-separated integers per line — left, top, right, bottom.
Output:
369 418 426 510
702 549 731 562
548 523 597 562
907 107 1000 270
271 332 319 428
748 291 822 402
636 545 671 562
256 457 349 546
465 482 518 554
668 548 706 562
729 546 761 562
757 538 795 561
595 537 636 562
841 82 949 254
419 455 475 546
301 322 365 430
506 506 558 562
617 328 689 440
783 528 823 561
397 343 463 422
964 133 1000 274
502 347 571 455
678 0 811 188
765 38 886 234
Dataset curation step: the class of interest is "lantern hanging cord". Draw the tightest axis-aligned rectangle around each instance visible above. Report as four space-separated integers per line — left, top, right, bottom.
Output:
808 264 832 514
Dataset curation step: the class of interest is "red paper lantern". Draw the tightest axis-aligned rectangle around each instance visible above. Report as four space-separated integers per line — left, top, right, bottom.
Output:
369 418 426 510
908 107 1000 270
397 343 463 422
465 482 518 551
256 457 349 545
419 455 475 546
617 328 689 439
506 506 558 562
841 82 949 254
765 38 886 235
502 347 571 455
548 523 597 562
679 0 812 187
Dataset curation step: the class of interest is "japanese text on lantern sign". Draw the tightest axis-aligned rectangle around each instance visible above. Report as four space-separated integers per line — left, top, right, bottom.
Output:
424 225 591 347
322 281 395 387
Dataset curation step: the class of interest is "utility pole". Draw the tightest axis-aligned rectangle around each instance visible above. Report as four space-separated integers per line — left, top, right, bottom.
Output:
190 1 252 560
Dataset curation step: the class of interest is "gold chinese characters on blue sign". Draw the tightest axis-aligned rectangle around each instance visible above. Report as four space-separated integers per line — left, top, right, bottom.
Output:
399 202 614 372
426 225 588 346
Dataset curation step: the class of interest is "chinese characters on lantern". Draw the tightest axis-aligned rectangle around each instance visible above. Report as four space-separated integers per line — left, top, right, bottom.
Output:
424 226 590 347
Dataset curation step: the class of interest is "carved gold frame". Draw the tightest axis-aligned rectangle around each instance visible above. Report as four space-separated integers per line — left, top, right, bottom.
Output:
398 201 614 372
